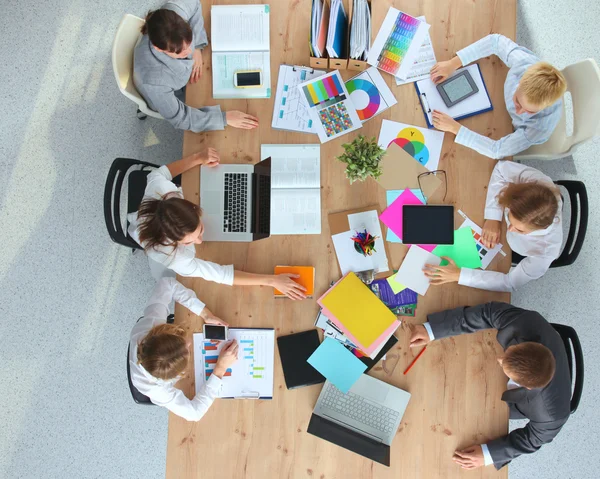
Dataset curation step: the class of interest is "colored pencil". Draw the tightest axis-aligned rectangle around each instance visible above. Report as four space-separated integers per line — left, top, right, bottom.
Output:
403 346 427 375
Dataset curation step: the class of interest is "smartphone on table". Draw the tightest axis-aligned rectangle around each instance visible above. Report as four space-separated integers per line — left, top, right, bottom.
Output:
234 70 262 88
203 324 228 341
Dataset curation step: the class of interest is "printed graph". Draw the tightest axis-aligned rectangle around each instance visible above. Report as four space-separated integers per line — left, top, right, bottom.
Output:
202 340 232 379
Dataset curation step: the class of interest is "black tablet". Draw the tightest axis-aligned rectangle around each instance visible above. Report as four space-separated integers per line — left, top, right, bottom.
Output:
436 70 479 107
402 205 454 245
277 330 325 389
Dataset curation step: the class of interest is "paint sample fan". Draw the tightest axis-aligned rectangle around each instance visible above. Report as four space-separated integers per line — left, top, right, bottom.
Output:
346 78 381 120
389 127 430 166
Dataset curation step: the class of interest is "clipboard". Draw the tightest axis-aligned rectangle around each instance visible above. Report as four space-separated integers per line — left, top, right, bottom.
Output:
328 205 392 280
415 63 493 128
372 143 442 200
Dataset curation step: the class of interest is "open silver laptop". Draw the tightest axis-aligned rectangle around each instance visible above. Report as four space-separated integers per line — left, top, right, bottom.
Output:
308 375 411 466
199 158 271 242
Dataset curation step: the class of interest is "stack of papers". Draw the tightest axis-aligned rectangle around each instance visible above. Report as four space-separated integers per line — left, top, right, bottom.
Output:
307 337 366 393
327 0 348 58
317 272 400 358
349 0 371 60
310 0 329 58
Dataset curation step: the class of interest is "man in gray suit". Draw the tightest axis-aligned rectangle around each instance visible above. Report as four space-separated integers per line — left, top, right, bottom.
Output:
409 302 571 470
133 0 258 132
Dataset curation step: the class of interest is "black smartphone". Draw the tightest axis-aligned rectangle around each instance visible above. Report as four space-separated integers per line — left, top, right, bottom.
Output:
203 324 228 341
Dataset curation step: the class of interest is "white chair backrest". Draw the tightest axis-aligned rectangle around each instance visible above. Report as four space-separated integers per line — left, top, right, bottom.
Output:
112 14 163 118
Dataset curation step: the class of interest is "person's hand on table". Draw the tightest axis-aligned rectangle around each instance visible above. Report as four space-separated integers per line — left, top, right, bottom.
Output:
199 307 229 326
430 58 461 84
270 273 307 301
453 445 486 470
482 220 502 249
432 110 461 135
190 48 203 84
407 324 431 348
226 111 259 129
423 257 461 285
192 147 220 167
213 340 239 378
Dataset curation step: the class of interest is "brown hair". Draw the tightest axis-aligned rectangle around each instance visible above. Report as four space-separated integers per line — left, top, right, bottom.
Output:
498 182 559 229
137 193 201 251
140 9 193 54
520 62 567 108
503 342 556 389
138 324 189 380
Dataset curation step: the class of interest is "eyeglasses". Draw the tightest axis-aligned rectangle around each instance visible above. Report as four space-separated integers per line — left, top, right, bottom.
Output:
417 169 448 203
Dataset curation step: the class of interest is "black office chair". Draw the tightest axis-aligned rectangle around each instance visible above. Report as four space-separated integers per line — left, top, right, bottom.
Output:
127 314 175 405
512 180 588 268
551 323 584 414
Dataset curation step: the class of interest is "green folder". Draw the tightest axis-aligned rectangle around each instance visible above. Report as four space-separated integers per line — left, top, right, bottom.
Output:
433 227 482 269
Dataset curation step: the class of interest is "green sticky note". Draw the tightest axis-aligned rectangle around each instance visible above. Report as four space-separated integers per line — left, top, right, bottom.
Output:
386 273 407 294
433 227 483 269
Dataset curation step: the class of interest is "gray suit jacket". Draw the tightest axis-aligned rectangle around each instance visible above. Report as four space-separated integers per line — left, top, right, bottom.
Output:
428 302 571 469
133 0 226 132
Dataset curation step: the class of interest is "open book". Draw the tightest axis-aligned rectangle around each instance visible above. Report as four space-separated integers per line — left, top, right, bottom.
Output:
261 144 321 235
211 5 271 99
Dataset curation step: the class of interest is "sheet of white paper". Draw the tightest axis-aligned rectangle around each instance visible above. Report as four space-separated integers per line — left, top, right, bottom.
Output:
417 64 492 125
297 70 363 144
270 189 321 235
212 51 270 99
457 210 506 269
262 144 321 189
378 119 445 172
395 16 437 86
347 210 389 273
272 66 326 133
332 230 389 276
392 245 441 295
211 5 269 52
193 329 274 398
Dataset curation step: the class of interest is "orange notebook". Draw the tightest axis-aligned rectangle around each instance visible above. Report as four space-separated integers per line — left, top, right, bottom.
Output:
274 266 315 298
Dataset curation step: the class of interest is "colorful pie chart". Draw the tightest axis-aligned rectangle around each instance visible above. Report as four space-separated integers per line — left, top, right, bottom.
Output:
388 127 430 166
346 79 381 120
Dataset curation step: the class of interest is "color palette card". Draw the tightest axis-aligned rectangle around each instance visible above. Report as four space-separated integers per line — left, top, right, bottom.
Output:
385 189 426 243
379 188 436 252
367 8 430 80
274 266 315 297
297 70 362 143
458 210 506 269
345 67 397 123
307 337 367 393
388 246 441 296
432 227 482 269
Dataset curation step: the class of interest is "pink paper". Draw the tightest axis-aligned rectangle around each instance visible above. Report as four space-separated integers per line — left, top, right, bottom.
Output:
379 189 437 252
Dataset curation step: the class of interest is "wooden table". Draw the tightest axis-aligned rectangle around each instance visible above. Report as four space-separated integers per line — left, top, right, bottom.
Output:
167 0 515 477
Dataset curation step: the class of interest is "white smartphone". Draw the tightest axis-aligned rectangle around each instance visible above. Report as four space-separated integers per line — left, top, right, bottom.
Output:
234 70 262 88
203 324 228 341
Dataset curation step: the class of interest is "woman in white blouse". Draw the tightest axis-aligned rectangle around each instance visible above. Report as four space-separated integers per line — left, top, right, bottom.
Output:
424 161 562 292
129 277 237 421
127 148 307 300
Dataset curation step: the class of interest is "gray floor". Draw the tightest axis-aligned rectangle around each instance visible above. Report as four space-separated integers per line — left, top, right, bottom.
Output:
0 1 598 478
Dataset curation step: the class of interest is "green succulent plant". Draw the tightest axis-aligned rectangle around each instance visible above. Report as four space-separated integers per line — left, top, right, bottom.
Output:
336 135 386 184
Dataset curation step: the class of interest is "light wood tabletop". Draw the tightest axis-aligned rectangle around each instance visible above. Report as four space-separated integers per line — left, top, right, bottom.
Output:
167 0 515 477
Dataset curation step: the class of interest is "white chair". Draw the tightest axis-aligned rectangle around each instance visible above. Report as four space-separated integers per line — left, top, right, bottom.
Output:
112 14 164 120
515 58 600 161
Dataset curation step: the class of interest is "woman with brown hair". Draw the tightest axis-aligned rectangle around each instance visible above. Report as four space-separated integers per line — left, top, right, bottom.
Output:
127 149 307 300
423 161 562 292
129 277 238 421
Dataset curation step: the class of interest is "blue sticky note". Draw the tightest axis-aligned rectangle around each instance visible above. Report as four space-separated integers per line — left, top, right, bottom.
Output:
307 338 367 393
385 189 426 243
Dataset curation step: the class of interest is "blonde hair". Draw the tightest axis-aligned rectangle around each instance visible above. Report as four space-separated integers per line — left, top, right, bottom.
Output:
520 62 567 108
498 181 559 230
137 324 189 380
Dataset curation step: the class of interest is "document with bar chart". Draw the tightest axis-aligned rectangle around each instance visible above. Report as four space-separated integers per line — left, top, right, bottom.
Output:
193 328 275 399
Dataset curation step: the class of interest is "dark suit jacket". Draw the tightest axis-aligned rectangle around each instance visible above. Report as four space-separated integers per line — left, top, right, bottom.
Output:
428 302 571 469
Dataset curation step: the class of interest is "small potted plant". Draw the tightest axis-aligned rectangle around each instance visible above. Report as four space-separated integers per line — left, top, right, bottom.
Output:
336 135 386 184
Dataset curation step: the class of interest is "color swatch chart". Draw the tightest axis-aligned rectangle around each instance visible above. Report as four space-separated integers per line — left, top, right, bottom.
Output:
377 13 420 75
302 73 346 108
193 329 275 398
345 67 397 122
457 210 506 270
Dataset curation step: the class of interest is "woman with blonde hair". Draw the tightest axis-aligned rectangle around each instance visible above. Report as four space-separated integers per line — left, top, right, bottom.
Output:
424 161 562 292
129 277 238 421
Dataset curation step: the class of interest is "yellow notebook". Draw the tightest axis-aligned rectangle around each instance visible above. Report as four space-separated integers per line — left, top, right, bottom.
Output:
318 272 397 348
274 266 315 298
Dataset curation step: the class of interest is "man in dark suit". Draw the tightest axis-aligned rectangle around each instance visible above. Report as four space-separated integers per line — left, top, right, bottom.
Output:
409 302 571 470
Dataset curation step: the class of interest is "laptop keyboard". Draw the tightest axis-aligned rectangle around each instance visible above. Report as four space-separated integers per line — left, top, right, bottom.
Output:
223 173 248 233
321 383 400 435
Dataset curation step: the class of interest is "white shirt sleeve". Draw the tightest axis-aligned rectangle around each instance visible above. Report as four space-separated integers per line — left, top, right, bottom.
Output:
458 254 553 292
145 165 183 199
423 322 435 341
455 126 535 160
142 276 206 319
456 34 535 69
481 444 494 466
484 160 555 221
